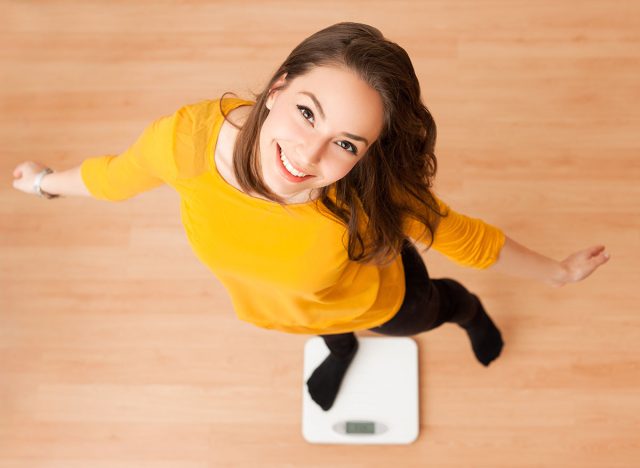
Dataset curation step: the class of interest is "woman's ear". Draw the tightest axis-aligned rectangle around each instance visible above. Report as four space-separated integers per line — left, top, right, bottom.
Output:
266 73 288 110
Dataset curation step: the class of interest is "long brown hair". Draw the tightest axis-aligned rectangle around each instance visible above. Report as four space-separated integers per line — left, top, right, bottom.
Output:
219 22 448 267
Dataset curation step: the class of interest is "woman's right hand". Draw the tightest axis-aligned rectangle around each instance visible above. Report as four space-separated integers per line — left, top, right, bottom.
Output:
12 161 49 195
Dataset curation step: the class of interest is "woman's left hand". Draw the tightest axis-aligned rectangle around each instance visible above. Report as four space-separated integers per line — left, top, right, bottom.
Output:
550 245 611 287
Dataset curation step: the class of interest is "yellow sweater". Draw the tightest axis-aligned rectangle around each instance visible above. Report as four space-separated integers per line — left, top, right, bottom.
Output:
80 97 506 335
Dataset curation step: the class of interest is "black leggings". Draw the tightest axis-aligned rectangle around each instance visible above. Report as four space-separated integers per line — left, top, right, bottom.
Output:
320 239 483 357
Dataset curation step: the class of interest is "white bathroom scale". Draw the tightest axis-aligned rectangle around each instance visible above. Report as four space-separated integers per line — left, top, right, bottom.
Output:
302 336 419 445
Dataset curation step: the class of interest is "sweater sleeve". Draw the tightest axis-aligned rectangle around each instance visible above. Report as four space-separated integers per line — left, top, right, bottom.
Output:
80 109 186 201
406 195 506 269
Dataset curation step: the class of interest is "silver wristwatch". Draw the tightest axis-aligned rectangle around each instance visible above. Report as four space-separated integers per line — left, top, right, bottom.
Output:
33 168 60 199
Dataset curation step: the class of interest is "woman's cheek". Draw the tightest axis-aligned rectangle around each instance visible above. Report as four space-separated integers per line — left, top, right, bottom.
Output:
287 111 303 133
329 158 357 181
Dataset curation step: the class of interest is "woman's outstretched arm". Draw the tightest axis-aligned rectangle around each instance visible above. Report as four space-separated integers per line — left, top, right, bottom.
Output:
12 161 91 197
488 235 611 287
12 108 186 201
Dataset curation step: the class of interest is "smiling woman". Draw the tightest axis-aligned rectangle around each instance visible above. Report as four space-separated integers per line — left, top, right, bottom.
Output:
11 21 609 414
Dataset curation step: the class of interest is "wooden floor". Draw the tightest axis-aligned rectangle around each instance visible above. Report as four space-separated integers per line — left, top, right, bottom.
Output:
2 1 639 466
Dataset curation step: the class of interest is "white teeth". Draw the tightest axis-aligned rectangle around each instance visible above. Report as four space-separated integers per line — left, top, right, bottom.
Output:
279 147 307 177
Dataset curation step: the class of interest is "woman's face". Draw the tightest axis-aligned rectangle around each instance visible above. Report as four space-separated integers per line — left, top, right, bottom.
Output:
259 65 385 204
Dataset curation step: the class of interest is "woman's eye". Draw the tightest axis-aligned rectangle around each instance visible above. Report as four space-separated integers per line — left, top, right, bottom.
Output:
338 141 358 155
297 105 315 124
297 104 358 156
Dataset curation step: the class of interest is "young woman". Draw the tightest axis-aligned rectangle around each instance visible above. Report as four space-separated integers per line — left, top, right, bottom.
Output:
12 22 610 412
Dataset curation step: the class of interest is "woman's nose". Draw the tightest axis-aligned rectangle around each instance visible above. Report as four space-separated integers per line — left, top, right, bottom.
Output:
297 138 325 167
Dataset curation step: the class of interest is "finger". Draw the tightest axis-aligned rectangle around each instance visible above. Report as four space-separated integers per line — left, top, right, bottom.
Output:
587 245 606 258
591 251 610 267
13 162 27 177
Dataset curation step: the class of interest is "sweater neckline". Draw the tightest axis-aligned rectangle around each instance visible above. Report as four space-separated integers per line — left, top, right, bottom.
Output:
208 97 321 211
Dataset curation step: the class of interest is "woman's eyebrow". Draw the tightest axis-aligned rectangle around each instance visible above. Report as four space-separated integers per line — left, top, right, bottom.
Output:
298 91 369 145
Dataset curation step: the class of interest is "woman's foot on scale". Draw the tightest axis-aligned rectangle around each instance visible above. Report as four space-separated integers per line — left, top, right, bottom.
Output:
306 339 359 411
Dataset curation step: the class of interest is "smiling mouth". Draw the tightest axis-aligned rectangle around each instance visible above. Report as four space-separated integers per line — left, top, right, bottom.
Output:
276 143 315 179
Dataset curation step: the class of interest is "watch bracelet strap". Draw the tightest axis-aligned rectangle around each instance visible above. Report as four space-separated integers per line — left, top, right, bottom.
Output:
34 168 60 199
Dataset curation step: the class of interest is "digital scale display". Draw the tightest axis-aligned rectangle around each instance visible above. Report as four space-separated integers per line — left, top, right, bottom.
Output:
346 421 376 434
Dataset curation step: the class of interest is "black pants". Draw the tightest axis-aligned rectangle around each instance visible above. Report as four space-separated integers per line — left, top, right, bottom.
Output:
320 239 483 357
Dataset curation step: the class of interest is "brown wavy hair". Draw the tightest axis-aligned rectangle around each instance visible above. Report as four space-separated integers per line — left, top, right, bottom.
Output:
219 22 448 267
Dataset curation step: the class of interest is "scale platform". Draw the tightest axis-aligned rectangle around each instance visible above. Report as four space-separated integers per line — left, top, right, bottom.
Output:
302 336 419 445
